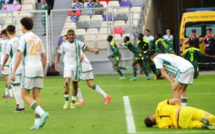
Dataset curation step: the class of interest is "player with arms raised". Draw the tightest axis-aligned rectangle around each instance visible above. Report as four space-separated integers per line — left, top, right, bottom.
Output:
11 17 49 130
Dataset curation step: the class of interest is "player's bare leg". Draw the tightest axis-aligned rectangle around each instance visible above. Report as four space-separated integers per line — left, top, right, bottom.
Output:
130 61 138 81
180 84 188 107
2 75 13 99
172 81 182 99
22 88 49 130
70 81 78 108
63 77 70 109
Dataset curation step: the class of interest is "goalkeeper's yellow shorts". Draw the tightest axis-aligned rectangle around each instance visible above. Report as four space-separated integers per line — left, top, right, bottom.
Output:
178 106 206 129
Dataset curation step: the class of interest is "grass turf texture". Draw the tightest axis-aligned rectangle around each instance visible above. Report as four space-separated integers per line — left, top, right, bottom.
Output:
0 74 215 134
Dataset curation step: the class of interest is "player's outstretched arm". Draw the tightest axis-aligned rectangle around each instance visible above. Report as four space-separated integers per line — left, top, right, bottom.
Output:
55 54 61 72
86 47 99 55
1 54 9 70
41 53 47 78
11 51 23 82
168 98 181 106
201 53 215 59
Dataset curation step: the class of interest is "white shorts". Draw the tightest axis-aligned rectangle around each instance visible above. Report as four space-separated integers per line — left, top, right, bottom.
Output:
21 77 43 90
10 74 21 86
176 68 194 85
64 68 80 81
80 71 94 81
1 66 9 75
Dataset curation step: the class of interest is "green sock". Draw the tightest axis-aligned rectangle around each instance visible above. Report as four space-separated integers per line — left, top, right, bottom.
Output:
119 67 126 70
133 67 137 77
150 64 157 75
142 66 149 76
30 101 38 111
114 66 123 77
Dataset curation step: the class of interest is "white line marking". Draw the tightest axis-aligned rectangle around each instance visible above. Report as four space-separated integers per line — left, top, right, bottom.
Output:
123 96 136 134
136 131 214 134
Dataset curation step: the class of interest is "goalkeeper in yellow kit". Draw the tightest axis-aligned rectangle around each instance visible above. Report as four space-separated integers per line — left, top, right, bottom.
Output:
144 98 215 129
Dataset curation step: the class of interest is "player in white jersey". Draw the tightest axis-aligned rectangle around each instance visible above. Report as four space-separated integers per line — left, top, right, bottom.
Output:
75 43 112 105
0 29 14 99
2 25 25 112
11 17 49 130
55 30 83 109
149 50 194 107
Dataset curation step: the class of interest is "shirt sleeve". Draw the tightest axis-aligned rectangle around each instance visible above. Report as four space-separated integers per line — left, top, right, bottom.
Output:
57 44 64 54
78 40 88 50
17 37 25 52
124 43 129 46
5 43 11 55
153 57 164 69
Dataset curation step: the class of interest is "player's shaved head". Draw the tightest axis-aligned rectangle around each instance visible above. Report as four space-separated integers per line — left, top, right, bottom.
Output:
138 33 144 40
6 25 16 35
107 35 113 42
156 33 162 38
123 36 130 43
67 29 75 34
189 40 195 47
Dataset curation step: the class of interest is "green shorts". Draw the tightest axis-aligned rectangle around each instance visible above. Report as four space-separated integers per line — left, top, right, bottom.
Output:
114 56 121 66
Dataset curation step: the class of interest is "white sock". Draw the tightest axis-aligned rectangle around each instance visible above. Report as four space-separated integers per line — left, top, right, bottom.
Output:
30 101 45 117
16 86 24 108
64 94 69 103
71 96 76 104
34 113 41 125
9 88 13 97
35 118 41 125
94 85 107 98
11 85 18 104
181 97 188 107
5 87 8 96
77 88 84 102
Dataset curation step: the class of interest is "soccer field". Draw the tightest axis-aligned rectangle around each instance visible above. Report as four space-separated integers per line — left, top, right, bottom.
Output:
1 74 215 134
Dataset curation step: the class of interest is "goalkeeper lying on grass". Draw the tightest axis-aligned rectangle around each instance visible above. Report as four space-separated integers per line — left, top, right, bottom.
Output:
144 98 215 129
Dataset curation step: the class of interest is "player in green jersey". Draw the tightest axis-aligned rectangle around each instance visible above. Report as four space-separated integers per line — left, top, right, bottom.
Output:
122 36 147 81
183 40 215 79
155 33 174 54
137 33 152 80
107 35 130 79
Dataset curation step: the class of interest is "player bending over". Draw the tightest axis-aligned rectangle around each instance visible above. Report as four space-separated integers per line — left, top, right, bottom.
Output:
183 40 215 79
2 25 25 112
121 36 146 81
107 35 130 79
11 17 49 130
144 98 215 129
0 29 13 99
149 50 194 106
55 30 83 109
76 51 112 105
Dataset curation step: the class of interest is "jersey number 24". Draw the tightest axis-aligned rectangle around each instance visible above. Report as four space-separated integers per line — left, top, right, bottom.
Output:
28 40 42 56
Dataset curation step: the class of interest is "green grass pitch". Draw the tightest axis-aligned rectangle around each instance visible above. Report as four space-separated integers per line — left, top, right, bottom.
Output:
1 74 215 134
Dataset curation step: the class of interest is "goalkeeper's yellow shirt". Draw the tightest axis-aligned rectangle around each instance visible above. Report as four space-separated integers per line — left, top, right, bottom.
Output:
156 100 181 128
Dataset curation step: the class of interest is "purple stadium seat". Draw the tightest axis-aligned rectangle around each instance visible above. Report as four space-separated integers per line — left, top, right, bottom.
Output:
103 14 116 21
58 36 63 47
120 0 132 7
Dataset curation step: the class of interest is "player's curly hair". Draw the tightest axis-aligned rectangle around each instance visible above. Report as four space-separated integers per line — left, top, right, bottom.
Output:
148 49 158 59
144 117 154 127
20 17 33 30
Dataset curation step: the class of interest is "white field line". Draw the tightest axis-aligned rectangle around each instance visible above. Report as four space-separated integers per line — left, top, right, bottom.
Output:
135 131 214 134
129 92 215 97
123 96 136 134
